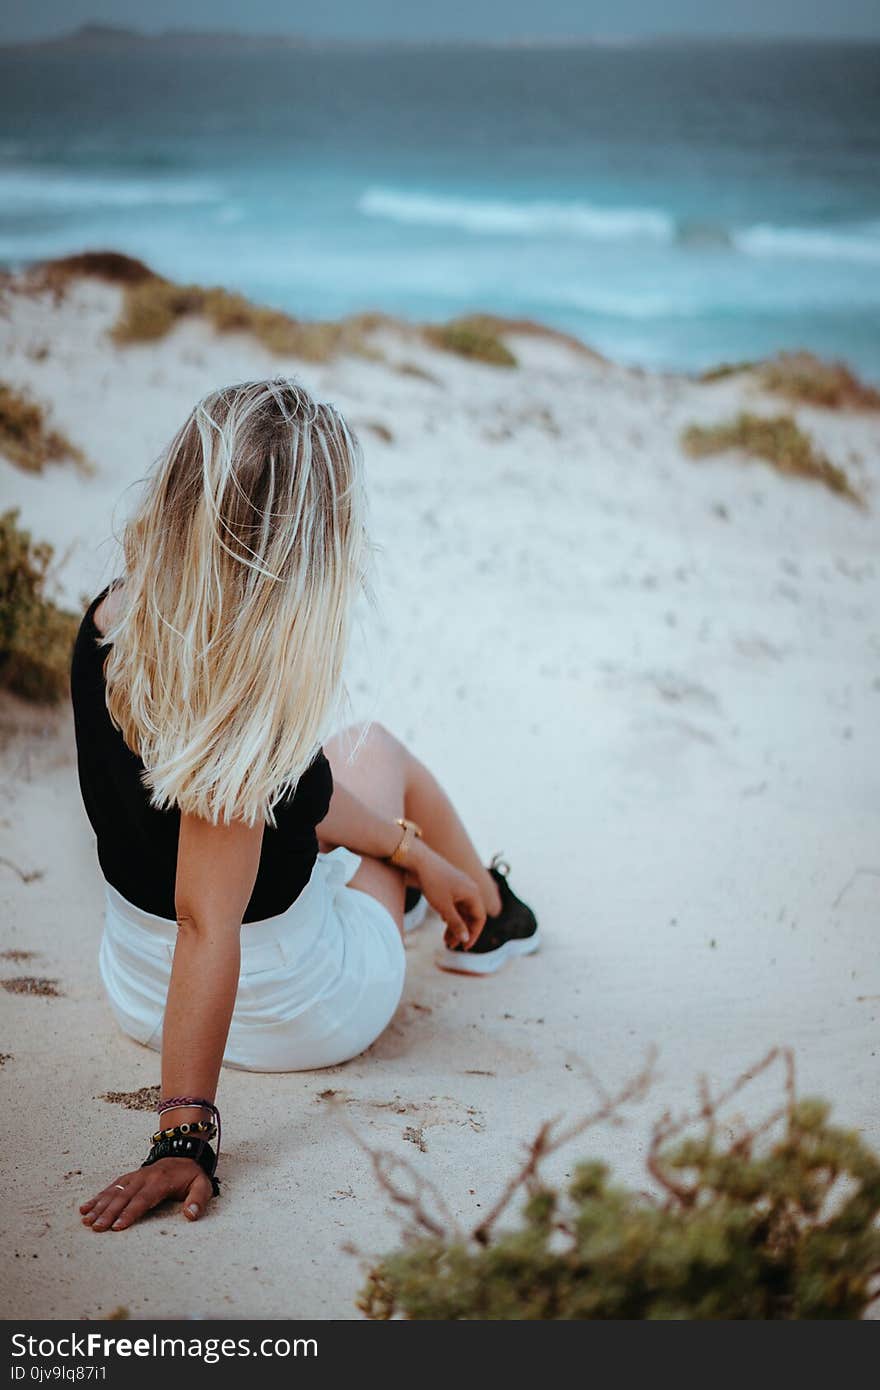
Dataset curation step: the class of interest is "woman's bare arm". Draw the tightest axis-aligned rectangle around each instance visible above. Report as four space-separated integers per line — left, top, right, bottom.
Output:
80 811 264 1232
316 779 486 945
162 811 264 1116
316 780 405 861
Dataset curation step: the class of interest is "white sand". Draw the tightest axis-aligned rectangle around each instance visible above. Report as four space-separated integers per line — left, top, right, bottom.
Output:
1 273 879 1319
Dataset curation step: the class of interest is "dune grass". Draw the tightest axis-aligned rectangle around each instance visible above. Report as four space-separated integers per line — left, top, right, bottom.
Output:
37 250 157 289
699 360 757 383
681 412 863 506
110 279 380 363
423 316 518 367
700 351 880 410
114 277 521 368
422 312 609 368
757 352 880 410
0 509 79 703
31 252 379 363
32 253 622 371
0 382 88 474
394 360 441 384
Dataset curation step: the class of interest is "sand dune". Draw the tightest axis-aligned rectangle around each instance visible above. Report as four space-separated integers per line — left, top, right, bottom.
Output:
1 271 879 1318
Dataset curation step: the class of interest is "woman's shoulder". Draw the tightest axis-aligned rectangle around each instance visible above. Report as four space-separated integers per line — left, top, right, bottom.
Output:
70 578 124 692
91 576 126 639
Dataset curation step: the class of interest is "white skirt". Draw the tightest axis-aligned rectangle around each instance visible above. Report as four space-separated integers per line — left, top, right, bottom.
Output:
98 846 406 1073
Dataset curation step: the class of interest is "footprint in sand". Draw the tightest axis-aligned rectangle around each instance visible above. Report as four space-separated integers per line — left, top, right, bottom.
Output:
316 1088 485 1143
364 999 538 1075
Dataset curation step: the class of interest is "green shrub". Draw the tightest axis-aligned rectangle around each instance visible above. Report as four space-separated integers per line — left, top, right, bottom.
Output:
0 509 78 703
359 1051 880 1320
0 382 87 474
424 308 606 366
423 316 518 368
681 412 863 506
429 312 600 363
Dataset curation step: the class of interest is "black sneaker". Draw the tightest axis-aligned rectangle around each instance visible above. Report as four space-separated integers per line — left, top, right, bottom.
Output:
435 854 540 975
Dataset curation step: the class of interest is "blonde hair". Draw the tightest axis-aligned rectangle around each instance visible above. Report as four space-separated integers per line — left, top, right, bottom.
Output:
100 378 371 828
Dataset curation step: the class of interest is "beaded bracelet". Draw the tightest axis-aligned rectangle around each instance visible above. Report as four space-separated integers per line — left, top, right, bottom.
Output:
157 1096 222 1158
151 1120 217 1146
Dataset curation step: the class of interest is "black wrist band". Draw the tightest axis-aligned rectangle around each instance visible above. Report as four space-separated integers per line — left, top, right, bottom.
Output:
142 1135 221 1197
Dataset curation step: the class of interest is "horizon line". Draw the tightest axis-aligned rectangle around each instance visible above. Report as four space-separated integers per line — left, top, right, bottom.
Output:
3 23 880 49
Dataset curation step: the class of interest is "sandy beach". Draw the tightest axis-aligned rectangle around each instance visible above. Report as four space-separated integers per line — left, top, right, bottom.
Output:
2 266 879 1319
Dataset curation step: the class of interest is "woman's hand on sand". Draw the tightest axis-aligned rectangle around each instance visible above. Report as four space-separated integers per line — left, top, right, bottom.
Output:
80 1158 214 1232
411 844 486 949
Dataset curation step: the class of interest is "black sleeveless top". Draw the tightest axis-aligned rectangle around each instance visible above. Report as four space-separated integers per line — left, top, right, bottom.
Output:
69 581 334 923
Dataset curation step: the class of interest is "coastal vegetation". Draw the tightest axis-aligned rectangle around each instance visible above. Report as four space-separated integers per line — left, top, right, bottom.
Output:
113 280 521 368
111 279 380 362
681 412 863 505
360 1050 880 1320
700 352 880 411
758 352 880 411
0 381 87 474
30 252 381 363
0 509 78 703
34 253 526 368
423 316 518 367
421 314 602 368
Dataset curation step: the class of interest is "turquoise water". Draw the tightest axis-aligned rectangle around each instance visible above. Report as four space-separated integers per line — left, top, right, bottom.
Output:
2 40 879 377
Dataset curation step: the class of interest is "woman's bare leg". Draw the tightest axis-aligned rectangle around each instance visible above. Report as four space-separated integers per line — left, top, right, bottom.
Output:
320 722 502 932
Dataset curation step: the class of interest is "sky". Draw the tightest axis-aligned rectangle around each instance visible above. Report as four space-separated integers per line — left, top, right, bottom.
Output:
3 0 880 43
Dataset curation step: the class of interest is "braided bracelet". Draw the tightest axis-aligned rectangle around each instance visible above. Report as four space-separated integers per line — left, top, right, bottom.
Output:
157 1096 221 1157
142 1135 221 1197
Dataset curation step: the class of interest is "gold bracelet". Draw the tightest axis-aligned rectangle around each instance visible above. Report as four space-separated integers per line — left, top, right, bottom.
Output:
388 816 423 867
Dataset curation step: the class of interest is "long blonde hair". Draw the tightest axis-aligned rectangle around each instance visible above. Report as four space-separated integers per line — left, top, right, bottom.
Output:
100 378 371 828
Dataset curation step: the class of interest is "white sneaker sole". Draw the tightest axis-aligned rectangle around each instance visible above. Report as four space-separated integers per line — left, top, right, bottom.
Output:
434 928 542 975
403 894 429 934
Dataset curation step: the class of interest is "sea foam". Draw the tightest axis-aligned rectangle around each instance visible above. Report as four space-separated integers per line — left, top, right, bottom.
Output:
0 171 224 209
735 221 880 265
358 186 675 242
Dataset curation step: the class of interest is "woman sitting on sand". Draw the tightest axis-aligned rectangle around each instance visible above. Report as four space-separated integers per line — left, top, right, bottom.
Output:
70 378 539 1233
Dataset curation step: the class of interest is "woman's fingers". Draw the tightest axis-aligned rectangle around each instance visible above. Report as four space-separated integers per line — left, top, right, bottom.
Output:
182 1169 214 1221
81 1170 140 1219
81 1189 120 1224
462 890 487 946
444 905 470 948
81 1161 213 1232
89 1184 142 1232
110 1188 158 1231
445 886 486 950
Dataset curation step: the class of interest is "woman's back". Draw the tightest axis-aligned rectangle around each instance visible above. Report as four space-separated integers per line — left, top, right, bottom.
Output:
70 581 334 923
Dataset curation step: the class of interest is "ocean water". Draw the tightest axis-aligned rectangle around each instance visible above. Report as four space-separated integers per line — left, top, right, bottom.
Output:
2 40 879 378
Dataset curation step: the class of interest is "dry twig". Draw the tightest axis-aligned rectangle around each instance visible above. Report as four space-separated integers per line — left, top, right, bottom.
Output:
472 1049 657 1245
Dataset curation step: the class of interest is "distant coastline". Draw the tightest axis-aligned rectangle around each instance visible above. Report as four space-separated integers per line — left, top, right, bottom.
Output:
2 23 878 54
